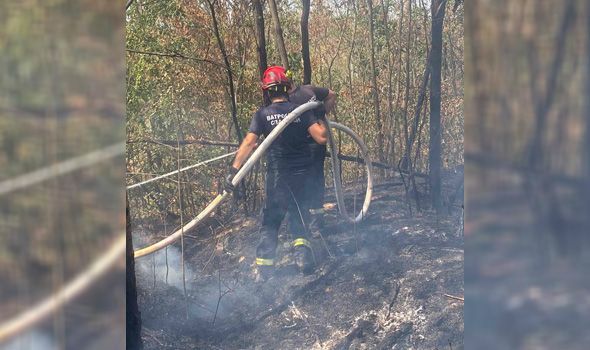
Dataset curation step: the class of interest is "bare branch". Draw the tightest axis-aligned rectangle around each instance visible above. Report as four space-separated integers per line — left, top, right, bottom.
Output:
127 138 239 148
126 48 223 68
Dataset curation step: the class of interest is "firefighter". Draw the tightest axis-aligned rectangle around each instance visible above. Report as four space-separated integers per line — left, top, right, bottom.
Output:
261 66 337 235
287 74 336 236
225 66 328 281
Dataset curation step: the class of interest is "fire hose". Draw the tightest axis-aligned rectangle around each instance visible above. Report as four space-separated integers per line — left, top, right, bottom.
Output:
134 101 373 258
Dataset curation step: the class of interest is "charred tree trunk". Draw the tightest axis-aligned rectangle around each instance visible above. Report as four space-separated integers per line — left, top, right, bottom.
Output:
380 0 395 166
401 0 413 171
392 0 406 167
207 0 243 141
429 0 446 213
252 0 270 106
525 0 575 169
268 0 290 70
126 195 142 350
583 1 590 227
301 0 312 84
403 53 431 170
367 0 384 162
253 0 268 78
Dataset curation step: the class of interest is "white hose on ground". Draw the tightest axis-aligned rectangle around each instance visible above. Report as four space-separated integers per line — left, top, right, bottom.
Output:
134 101 374 258
0 234 126 344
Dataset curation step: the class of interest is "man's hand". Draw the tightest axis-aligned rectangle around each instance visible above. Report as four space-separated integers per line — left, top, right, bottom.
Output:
224 166 239 193
323 90 336 114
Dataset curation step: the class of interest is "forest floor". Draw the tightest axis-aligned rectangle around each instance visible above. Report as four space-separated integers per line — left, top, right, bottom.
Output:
465 168 590 349
135 172 464 350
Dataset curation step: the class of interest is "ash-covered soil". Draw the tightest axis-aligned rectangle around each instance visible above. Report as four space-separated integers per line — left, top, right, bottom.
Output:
136 177 464 349
465 170 590 349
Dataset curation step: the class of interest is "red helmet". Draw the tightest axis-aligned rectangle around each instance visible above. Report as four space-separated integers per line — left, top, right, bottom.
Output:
261 66 290 91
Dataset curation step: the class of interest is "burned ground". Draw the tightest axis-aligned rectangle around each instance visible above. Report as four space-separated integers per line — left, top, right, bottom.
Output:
135 175 464 350
465 169 590 349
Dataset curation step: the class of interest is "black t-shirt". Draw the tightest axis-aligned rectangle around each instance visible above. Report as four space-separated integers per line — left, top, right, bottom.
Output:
289 85 330 144
289 85 330 118
249 101 318 170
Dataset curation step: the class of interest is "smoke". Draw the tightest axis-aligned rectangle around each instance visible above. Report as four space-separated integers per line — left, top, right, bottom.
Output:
134 232 196 291
0 330 57 350
133 229 242 324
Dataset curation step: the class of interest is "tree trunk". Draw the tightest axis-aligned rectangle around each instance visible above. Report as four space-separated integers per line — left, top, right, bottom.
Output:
525 0 575 169
126 195 143 350
268 0 290 70
401 0 413 171
347 1 358 99
252 0 268 78
207 0 243 141
366 0 384 162
301 0 312 84
429 0 446 213
403 53 430 170
380 0 395 166
327 15 346 90
392 0 406 167
419 0 430 52
586 1 590 204
252 0 270 106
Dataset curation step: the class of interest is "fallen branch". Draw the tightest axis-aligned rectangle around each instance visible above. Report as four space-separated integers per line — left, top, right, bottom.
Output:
386 282 401 319
142 328 164 347
336 318 375 349
443 293 464 302
290 302 322 346
377 322 413 348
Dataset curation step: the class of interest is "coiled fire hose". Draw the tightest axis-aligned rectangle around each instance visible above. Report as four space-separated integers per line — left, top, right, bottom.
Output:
134 101 373 258
327 121 373 223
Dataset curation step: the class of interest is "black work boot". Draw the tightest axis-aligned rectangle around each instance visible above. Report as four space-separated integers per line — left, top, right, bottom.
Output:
292 238 314 274
255 257 274 282
309 208 325 238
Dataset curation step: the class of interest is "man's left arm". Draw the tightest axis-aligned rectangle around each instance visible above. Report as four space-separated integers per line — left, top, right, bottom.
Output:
311 86 337 115
323 90 336 114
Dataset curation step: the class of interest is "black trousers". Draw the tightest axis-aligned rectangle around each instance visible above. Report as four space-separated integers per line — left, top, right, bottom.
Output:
308 142 326 210
256 166 312 260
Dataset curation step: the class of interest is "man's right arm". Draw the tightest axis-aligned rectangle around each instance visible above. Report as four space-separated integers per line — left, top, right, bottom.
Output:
308 120 328 145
